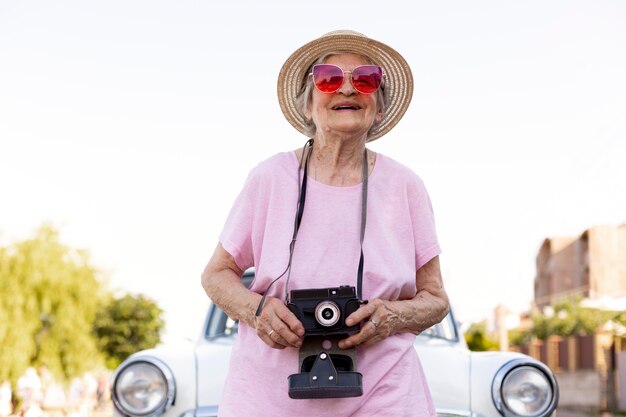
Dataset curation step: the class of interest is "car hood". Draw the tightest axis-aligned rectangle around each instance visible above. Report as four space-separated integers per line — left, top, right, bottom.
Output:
415 335 471 414
195 337 237 406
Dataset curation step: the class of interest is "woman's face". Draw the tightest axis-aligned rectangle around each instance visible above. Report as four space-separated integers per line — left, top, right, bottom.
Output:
306 53 383 140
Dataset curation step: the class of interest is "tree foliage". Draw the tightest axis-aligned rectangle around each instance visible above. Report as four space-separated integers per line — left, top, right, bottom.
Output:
531 297 620 340
0 225 105 385
94 293 164 369
0 225 165 387
464 321 499 351
508 328 532 348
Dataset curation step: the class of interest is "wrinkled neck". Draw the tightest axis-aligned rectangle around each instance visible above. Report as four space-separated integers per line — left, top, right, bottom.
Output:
300 136 373 186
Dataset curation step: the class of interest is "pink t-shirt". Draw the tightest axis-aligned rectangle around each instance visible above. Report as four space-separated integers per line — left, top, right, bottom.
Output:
218 151 441 417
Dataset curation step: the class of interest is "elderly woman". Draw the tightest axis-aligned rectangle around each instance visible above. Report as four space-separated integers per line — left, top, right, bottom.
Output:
201 30 449 416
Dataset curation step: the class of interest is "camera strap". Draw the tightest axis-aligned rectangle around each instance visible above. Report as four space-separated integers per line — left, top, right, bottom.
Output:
287 139 369 300
255 139 368 317
255 139 314 317
357 146 368 300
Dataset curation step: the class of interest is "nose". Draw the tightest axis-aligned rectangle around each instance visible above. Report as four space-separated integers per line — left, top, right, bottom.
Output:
336 72 357 95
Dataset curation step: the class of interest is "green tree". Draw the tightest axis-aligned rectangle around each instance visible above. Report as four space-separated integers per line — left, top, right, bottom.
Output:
464 321 499 351
0 225 106 385
94 293 164 368
508 328 532 348
531 297 618 340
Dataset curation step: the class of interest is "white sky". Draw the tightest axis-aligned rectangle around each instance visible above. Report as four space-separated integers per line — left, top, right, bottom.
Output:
1 0 625 343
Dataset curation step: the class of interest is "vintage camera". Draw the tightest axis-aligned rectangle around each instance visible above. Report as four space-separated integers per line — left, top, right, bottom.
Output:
286 285 361 336
286 285 363 399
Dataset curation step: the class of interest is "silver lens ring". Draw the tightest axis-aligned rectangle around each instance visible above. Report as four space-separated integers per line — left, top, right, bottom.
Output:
315 301 340 327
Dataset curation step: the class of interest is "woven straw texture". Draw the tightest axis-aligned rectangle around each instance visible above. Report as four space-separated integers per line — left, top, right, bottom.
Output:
277 30 414 142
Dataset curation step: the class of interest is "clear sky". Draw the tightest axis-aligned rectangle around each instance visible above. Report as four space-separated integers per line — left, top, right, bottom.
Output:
1 0 625 343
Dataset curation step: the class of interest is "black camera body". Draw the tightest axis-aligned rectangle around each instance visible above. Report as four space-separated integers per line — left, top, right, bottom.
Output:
287 285 361 336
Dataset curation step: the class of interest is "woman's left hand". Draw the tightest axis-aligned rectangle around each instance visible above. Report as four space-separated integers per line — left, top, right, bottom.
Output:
338 299 400 349
338 257 449 349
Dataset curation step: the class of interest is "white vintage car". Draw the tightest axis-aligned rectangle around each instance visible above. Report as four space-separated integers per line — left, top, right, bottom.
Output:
111 271 559 417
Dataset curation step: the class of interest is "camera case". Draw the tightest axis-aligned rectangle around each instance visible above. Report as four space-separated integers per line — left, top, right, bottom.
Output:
286 285 363 399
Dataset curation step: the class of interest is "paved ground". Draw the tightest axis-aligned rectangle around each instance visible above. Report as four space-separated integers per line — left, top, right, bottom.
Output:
557 409 620 417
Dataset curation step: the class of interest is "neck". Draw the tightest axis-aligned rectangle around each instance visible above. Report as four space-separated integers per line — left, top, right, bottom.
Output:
305 133 372 186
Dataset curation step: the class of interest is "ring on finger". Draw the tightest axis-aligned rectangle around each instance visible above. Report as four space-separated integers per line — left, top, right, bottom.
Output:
268 329 275 337
369 318 380 328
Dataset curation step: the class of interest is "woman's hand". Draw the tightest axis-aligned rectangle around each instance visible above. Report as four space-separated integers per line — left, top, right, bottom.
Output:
254 296 305 350
202 244 305 350
338 299 400 349
338 256 449 349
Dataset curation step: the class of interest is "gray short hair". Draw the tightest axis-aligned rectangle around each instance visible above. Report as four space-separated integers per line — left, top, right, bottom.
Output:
294 52 389 140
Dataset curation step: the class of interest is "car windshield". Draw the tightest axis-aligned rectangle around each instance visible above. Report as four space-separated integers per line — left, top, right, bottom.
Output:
418 313 459 341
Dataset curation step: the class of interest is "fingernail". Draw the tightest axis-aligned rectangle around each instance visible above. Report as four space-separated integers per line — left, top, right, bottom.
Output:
297 329 305 337
345 319 353 326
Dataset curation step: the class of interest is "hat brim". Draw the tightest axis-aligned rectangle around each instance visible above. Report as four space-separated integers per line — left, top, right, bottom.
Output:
277 32 414 142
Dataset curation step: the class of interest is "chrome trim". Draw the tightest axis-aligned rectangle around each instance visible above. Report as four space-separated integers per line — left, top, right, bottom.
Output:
179 406 219 417
491 358 559 417
111 355 176 417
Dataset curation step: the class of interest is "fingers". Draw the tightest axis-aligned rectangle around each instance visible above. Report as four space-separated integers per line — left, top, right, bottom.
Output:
339 299 396 349
276 304 305 338
338 317 383 349
345 301 377 327
255 297 303 349
262 328 288 349
256 318 290 349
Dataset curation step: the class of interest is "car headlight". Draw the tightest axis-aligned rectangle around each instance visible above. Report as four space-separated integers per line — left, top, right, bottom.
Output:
492 359 558 417
112 357 175 417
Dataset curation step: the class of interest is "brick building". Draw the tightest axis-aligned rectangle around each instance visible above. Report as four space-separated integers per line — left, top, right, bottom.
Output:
534 224 626 310
530 224 626 411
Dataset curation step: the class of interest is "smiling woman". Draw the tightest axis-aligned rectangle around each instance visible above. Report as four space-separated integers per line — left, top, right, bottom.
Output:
304 54 384 147
200 30 449 417
294 52 388 140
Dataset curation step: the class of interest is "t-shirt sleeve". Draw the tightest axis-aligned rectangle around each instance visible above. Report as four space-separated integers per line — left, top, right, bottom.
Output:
408 176 441 270
218 169 259 271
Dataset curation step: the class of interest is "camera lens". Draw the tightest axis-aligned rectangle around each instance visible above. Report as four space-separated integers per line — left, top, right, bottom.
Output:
314 301 340 327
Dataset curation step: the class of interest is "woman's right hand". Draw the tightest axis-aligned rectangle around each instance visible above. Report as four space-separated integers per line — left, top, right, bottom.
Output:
254 296 305 349
201 244 305 350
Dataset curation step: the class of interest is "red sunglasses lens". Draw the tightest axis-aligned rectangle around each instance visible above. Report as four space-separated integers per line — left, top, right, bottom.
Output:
312 65 344 93
351 65 383 94
312 64 383 94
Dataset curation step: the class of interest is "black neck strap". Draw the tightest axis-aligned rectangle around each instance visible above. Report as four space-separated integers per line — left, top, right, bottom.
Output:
295 141 312 235
357 146 368 300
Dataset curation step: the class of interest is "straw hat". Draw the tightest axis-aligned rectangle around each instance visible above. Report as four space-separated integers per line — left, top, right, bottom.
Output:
277 30 414 142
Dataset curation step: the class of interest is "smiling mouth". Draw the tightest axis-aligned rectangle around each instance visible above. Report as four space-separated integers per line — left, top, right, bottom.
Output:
332 105 361 110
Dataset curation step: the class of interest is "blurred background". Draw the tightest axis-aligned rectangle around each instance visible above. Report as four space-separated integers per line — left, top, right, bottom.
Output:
1 0 625 415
